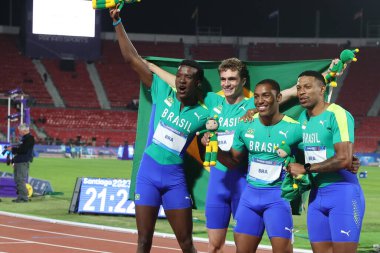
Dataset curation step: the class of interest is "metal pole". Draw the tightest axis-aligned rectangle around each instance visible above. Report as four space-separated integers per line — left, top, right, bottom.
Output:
277 13 280 37
7 97 10 142
20 95 24 124
315 10 320 46
360 15 363 38
9 0 12 26
276 13 280 46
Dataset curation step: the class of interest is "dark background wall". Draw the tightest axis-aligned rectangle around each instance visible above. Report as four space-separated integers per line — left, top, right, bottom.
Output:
1 0 379 37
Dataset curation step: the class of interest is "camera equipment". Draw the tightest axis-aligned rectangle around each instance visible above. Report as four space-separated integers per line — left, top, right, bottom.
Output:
1 146 8 156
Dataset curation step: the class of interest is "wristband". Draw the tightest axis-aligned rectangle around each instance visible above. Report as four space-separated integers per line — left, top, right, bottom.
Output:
304 163 311 174
113 18 122 27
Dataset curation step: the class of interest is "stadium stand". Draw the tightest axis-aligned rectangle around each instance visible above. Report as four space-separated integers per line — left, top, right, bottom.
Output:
354 116 380 153
190 43 237 60
0 34 53 106
135 41 185 59
335 47 380 116
30 107 137 147
247 43 342 61
96 40 140 108
1 35 378 152
96 40 185 108
42 59 100 109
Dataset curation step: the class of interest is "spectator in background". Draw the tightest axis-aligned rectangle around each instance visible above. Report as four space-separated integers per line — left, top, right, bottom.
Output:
105 138 110 147
38 113 46 124
6 123 35 203
376 140 380 153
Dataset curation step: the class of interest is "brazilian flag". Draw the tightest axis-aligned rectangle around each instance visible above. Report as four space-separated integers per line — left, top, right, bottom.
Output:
129 56 331 210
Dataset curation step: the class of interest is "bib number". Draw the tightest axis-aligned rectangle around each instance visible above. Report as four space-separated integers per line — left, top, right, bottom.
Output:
249 158 282 184
153 121 188 155
304 146 326 164
217 131 234 151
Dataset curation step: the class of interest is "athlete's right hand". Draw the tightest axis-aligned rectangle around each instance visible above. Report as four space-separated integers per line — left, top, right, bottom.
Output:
200 132 210 146
240 108 258 122
347 155 360 174
109 4 120 21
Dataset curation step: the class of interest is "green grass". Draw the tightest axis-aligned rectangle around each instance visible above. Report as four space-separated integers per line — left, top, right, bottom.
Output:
0 158 379 252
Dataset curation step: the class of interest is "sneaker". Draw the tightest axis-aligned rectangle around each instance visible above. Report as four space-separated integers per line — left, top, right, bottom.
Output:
12 199 29 203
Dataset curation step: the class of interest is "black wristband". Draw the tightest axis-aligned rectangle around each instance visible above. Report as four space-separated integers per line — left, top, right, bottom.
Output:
304 163 312 174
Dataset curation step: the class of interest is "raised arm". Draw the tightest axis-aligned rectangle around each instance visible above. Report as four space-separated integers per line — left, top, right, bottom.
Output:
145 61 176 88
110 8 152 87
280 85 297 104
280 59 342 104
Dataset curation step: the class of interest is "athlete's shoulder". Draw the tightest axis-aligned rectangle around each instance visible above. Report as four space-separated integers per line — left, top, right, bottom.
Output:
327 103 351 114
326 103 354 120
282 115 300 124
153 74 175 92
204 91 223 108
206 91 224 99
196 100 209 111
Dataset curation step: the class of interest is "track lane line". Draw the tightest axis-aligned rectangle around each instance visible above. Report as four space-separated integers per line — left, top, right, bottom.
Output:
0 236 111 253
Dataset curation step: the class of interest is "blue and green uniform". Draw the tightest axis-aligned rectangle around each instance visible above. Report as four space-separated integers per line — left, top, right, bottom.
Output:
232 114 302 238
135 75 208 210
203 92 255 229
299 103 365 243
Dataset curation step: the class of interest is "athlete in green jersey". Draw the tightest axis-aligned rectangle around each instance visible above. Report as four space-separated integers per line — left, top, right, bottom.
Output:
288 71 365 253
110 7 207 253
217 79 302 253
232 112 302 188
145 74 208 165
148 58 300 252
149 58 255 252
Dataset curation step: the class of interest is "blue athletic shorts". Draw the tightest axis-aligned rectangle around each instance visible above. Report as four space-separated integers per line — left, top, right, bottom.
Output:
205 166 246 229
234 185 293 239
134 153 192 210
307 183 365 243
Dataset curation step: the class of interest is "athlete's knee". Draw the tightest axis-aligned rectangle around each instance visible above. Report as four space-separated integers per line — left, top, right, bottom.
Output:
178 237 196 253
137 235 153 252
208 241 225 253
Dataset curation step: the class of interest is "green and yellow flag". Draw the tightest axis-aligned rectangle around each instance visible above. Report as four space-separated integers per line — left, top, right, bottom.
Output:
130 56 331 209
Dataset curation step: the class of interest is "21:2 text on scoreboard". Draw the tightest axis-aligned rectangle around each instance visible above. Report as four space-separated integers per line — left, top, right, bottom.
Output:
77 178 135 214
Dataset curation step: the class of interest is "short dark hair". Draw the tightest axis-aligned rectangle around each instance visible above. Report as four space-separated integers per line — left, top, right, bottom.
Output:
298 70 326 86
256 79 281 95
179 59 204 82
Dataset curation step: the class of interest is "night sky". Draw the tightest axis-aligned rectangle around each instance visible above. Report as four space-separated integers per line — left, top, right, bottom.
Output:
1 0 379 37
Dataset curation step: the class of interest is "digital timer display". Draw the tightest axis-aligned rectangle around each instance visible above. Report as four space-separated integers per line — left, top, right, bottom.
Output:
76 177 165 217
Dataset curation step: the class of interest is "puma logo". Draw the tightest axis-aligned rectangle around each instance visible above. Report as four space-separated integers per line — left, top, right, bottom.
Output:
320 120 327 127
194 112 202 121
340 230 350 237
239 106 247 111
285 227 293 233
279 131 288 139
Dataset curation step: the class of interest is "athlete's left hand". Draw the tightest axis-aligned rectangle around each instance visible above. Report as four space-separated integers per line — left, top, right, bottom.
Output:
287 162 306 177
240 108 258 122
347 155 360 174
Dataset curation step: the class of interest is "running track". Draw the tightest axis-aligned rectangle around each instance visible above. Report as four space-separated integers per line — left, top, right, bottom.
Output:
0 212 311 253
